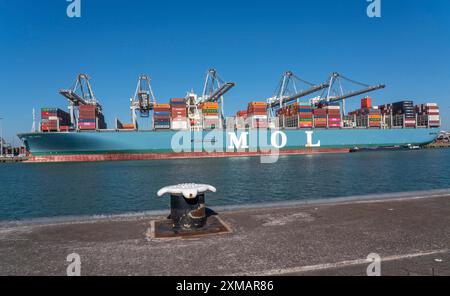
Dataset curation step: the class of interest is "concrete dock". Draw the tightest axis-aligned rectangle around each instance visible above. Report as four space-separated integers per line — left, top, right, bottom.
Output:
0 191 449 276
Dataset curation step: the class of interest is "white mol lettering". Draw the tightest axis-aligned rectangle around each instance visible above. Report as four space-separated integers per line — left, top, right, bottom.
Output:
271 131 287 149
305 131 320 147
228 132 249 149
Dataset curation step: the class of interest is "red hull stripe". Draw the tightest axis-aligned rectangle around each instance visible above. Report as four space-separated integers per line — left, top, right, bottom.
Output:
26 148 350 163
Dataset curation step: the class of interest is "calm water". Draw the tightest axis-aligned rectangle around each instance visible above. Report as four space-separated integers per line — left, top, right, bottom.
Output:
1 149 450 221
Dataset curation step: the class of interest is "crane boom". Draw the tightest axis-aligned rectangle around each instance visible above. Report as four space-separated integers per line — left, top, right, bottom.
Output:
59 74 100 108
59 89 89 106
328 84 385 102
203 82 235 103
270 82 329 108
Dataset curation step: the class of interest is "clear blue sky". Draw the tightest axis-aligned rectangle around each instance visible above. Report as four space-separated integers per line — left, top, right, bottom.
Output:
1 0 449 141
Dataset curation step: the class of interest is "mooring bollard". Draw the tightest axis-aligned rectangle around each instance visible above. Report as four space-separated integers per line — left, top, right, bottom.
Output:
157 183 216 231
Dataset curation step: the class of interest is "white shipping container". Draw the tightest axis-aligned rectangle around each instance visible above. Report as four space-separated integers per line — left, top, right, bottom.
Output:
48 116 59 120
427 109 440 114
428 115 440 121
171 121 188 130
249 115 268 120
425 103 438 107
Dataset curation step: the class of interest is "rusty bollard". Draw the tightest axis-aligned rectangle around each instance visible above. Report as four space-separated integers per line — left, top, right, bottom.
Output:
157 183 216 231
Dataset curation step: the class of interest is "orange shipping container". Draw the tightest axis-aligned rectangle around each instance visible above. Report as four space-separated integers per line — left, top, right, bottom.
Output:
361 97 372 109
202 102 219 108
155 104 170 108
248 102 266 106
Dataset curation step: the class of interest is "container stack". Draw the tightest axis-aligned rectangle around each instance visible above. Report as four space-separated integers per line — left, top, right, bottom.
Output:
78 105 100 130
122 123 136 130
378 104 393 128
235 110 248 129
236 110 248 118
298 102 313 128
392 101 416 128
378 104 392 115
154 104 171 129
350 108 381 128
202 102 220 129
367 108 382 128
424 103 440 127
247 102 267 128
326 104 341 128
170 98 188 130
115 118 135 130
313 108 327 128
277 108 286 127
416 103 440 128
41 108 71 132
361 97 372 109
282 103 298 128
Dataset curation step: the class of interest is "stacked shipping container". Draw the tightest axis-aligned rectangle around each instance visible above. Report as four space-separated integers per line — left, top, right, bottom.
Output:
121 123 136 130
41 108 71 132
298 102 313 128
284 103 299 128
235 110 247 129
416 103 440 128
154 104 171 129
247 102 267 128
361 97 372 109
78 105 107 130
170 98 188 130
313 108 327 128
392 101 416 127
201 102 220 129
326 104 341 128
236 110 248 118
367 108 382 128
349 109 381 128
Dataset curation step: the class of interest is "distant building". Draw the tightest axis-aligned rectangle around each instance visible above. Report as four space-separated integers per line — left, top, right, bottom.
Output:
437 131 450 142
0 137 12 155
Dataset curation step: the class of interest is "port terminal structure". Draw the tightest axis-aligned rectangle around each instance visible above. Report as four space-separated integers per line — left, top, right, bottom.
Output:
52 69 385 133
266 71 385 119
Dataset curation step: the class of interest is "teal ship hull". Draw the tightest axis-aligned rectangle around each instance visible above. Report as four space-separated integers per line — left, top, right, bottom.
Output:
17 128 439 162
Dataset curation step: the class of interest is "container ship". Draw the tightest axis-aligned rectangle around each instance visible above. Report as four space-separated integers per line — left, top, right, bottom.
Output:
18 70 440 163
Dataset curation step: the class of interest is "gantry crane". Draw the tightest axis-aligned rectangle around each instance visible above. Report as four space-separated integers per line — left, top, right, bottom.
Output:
267 71 329 116
199 69 235 119
267 71 385 119
130 75 156 128
320 72 386 114
186 69 235 129
59 74 102 126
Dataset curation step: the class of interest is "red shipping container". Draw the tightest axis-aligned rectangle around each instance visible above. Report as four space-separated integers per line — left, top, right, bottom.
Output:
328 118 341 123
361 97 372 109
314 109 327 115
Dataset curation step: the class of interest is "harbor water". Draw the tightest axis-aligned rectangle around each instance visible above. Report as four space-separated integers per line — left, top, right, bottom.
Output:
1 149 450 221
